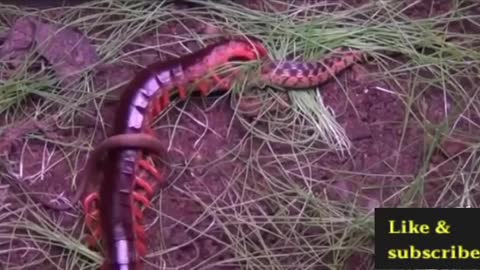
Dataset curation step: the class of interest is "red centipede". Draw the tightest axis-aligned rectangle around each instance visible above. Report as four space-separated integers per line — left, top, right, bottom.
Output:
83 38 268 270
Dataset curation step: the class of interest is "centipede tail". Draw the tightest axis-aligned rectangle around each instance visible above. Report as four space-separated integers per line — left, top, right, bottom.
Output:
81 38 267 269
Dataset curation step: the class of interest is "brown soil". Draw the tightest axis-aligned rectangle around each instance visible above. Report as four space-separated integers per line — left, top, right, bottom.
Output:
0 0 479 269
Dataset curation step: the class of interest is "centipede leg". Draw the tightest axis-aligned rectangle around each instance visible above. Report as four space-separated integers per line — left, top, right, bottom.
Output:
134 219 147 242
83 192 99 219
136 237 147 257
132 205 148 256
197 80 214 96
85 224 103 249
151 97 163 117
178 85 187 100
144 125 156 137
143 105 157 137
130 194 149 258
161 94 170 108
213 66 243 91
150 89 172 118
134 176 155 198
138 159 163 181
83 192 102 249
212 73 232 89
132 191 152 208
143 112 156 137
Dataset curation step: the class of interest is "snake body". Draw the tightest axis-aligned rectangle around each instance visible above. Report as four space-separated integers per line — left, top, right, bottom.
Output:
260 47 365 88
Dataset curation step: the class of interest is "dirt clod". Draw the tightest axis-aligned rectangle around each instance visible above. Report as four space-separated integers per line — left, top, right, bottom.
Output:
0 16 99 85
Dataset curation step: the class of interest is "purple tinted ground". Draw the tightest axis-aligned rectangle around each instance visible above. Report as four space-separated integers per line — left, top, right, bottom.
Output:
1 0 479 269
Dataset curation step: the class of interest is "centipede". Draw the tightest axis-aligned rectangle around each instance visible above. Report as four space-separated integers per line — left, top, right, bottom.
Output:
5 38 371 270
90 38 268 269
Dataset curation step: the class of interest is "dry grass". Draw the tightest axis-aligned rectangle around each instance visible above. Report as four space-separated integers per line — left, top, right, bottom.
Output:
0 0 479 269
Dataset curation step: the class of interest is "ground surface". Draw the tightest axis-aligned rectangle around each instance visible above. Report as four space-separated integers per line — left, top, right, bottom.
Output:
0 0 479 270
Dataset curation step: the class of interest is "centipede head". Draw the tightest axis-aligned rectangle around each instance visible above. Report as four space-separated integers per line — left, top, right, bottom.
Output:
220 36 268 62
239 35 268 58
